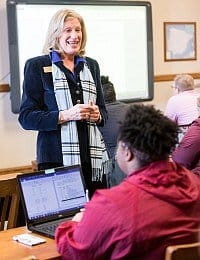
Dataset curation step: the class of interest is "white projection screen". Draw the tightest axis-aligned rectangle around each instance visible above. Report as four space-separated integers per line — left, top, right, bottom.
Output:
7 0 154 113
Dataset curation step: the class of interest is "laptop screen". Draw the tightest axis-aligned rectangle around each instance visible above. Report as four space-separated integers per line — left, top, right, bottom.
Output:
18 166 87 221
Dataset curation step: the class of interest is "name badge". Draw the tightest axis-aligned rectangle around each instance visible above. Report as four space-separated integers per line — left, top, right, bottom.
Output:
43 66 52 73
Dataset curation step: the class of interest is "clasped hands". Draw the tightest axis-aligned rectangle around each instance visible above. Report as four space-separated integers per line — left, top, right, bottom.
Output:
59 100 101 124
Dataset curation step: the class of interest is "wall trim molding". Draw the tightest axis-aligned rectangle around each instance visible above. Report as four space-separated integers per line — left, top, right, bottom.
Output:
1 72 200 92
0 84 10 92
154 72 200 82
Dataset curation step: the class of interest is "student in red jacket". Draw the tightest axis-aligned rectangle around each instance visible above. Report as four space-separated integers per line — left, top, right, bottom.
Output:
55 104 200 260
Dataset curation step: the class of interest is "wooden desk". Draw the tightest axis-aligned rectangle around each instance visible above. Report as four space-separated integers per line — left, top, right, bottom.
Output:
0 172 34 229
0 226 61 260
0 172 25 180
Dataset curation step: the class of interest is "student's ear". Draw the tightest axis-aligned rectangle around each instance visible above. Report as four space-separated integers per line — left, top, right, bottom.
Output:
126 147 134 162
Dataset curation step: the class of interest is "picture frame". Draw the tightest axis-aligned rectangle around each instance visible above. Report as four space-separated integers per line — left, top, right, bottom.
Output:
164 22 196 61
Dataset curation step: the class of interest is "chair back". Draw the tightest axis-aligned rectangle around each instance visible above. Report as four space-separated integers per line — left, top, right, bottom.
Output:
165 242 200 260
0 176 20 230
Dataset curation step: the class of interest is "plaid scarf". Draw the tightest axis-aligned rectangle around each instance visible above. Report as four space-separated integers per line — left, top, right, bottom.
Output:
52 62 109 181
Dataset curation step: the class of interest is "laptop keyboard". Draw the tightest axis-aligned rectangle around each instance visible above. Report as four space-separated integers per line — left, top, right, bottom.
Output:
35 221 60 236
34 217 72 238
38 222 59 233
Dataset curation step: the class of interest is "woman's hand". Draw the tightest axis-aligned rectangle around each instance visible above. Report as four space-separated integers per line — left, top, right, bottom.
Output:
59 104 92 123
88 100 101 123
58 101 101 124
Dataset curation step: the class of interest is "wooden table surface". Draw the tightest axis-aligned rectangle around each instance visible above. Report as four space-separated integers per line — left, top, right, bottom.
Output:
0 226 61 260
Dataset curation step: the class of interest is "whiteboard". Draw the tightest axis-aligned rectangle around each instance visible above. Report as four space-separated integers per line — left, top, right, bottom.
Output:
7 0 154 113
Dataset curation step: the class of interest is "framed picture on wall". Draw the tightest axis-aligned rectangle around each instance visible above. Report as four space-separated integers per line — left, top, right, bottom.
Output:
164 22 196 61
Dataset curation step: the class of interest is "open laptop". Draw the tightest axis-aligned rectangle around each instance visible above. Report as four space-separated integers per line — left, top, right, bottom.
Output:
17 165 87 239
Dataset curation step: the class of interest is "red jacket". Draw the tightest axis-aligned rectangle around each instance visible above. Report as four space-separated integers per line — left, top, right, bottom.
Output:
172 118 200 175
55 160 200 260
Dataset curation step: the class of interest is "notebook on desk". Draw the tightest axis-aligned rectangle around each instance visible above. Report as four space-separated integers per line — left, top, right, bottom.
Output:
17 165 87 239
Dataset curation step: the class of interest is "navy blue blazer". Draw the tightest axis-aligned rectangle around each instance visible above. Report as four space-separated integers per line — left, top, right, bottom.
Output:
18 55 107 164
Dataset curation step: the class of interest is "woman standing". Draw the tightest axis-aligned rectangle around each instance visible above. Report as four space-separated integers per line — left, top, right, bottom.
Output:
18 9 108 197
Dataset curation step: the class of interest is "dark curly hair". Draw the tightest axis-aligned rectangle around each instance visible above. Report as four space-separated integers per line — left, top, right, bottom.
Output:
118 104 179 165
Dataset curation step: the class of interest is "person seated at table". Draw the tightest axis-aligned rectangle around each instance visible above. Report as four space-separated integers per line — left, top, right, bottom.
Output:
98 75 129 187
165 74 199 142
55 104 200 260
172 96 200 176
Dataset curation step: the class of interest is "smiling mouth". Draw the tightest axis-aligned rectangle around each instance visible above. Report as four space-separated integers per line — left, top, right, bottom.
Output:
66 41 79 46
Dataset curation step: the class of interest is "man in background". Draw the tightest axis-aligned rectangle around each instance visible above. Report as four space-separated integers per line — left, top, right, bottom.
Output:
165 74 199 142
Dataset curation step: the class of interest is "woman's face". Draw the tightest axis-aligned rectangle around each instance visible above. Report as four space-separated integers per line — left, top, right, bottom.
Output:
59 17 82 56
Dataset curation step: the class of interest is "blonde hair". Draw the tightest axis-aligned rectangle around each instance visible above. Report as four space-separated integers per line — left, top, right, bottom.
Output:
174 74 194 92
43 9 87 56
